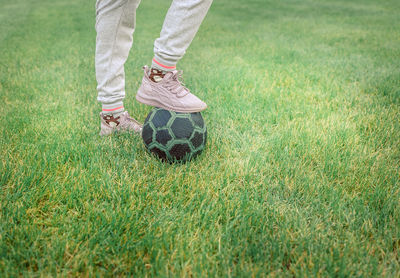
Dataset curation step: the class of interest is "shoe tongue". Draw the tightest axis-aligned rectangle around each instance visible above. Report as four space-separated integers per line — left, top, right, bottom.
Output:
149 68 167 82
103 114 120 127
153 75 163 82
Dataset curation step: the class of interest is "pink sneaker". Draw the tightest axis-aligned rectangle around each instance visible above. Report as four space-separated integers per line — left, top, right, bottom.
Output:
136 66 207 113
99 111 142 136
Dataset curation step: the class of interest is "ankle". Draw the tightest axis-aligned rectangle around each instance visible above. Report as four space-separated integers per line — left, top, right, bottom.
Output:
151 57 176 71
102 105 124 119
150 58 176 82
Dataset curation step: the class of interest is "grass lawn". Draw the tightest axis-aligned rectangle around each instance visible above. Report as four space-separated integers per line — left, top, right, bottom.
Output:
1 0 399 276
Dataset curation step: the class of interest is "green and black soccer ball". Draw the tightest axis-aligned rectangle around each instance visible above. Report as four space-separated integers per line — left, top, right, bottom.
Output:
142 108 207 163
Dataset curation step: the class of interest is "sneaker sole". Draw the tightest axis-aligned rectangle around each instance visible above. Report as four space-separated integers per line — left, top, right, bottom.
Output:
136 88 207 113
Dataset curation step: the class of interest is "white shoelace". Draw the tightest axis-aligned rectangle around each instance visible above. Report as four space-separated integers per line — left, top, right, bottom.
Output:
164 71 189 97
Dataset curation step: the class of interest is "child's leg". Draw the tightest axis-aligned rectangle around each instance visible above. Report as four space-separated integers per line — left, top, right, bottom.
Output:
95 0 141 116
152 0 214 70
136 0 213 113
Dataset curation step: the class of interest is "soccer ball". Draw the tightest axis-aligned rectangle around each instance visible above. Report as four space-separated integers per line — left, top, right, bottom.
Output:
142 108 207 163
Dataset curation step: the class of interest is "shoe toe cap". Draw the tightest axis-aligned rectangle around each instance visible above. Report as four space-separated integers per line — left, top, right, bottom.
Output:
186 94 207 111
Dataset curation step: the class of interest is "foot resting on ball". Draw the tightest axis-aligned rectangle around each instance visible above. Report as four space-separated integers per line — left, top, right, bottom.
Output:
99 111 142 136
136 66 207 113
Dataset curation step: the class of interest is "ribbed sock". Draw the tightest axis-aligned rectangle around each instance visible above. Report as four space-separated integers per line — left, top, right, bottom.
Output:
151 57 176 72
102 105 124 118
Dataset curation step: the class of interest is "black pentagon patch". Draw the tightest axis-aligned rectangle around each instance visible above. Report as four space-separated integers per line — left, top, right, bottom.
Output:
152 109 172 128
156 129 172 146
191 131 204 149
190 112 204 129
169 143 191 161
141 123 154 146
149 146 167 161
170 117 193 139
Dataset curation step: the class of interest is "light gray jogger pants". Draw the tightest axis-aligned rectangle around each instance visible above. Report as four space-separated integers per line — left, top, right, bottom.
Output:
95 0 213 111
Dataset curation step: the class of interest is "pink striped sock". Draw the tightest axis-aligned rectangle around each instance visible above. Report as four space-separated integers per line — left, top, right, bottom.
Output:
151 58 176 72
102 105 124 117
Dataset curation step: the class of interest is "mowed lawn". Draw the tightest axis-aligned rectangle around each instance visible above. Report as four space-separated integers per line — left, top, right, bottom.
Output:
1 0 399 276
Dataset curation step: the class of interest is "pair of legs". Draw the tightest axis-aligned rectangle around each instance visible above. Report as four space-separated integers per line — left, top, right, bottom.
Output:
95 0 213 135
